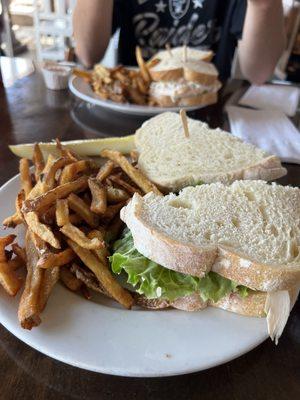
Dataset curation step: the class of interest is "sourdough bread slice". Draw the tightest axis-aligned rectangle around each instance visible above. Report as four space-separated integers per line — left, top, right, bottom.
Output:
213 285 299 317
120 181 300 292
135 112 286 192
150 46 214 64
150 58 218 84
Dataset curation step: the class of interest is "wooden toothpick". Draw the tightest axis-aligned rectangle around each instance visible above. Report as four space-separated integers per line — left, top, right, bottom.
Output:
180 109 189 138
183 44 187 63
165 43 172 57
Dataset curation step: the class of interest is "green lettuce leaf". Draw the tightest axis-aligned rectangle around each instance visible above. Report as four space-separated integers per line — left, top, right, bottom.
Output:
110 229 249 303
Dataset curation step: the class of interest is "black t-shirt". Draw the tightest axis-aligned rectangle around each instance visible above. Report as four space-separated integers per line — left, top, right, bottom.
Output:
112 0 246 80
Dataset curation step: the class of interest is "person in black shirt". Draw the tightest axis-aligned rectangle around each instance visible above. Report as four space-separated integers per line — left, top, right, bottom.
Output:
73 0 285 83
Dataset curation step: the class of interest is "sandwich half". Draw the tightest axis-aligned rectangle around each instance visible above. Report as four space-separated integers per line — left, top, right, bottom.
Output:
150 46 214 64
135 112 287 192
150 49 218 83
149 46 220 107
110 180 300 343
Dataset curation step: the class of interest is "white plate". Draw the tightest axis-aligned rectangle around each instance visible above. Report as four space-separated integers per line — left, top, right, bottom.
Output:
69 75 204 116
0 173 268 377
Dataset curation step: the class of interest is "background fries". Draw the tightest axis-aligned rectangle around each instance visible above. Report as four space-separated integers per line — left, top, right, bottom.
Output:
20 158 32 197
7 257 24 271
0 234 22 296
18 231 48 329
3 213 22 228
32 143 45 180
67 239 133 309
2 136 163 329
56 199 69 226
43 157 72 191
16 190 25 219
68 193 99 227
0 235 16 262
3 189 25 228
18 230 59 329
104 217 124 244
39 205 56 225
60 265 82 291
84 46 158 106
96 160 115 182
39 266 59 312
60 223 104 250
88 178 107 214
101 202 126 224
22 176 88 213
12 243 27 263
87 230 109 265
135 46 151 83
106 186 129 203
101 150 162 195
60 160 95 185
24 211 61 249
69 214 84 225
0 261 22 296
108 175 142 195
37 248 75 269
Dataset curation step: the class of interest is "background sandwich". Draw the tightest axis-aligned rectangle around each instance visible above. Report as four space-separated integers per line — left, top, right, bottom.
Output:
149 46 221 107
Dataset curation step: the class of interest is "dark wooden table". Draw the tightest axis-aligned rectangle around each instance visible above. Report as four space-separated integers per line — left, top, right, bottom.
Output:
0 67 299 400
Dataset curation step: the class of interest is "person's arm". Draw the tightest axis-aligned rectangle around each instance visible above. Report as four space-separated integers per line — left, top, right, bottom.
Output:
73 0 114 68
238 0 286 84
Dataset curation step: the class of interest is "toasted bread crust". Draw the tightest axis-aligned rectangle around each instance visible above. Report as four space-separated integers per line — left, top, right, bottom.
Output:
212 247 300 292
149 48 214 64
212 291 267 317
212 285 299 316
184 68 218 85
121 194 217 278
137 155 286 193
150 64 218 84
121 194 300 292
241 155 287 182
200 52 214 62
150 68 183 82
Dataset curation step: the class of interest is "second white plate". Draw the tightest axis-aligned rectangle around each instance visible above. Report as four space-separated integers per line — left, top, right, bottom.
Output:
69 75 205 116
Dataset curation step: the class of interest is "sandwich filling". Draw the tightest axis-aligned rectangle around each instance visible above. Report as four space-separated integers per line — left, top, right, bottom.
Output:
149 78 221 101
110 229 249 302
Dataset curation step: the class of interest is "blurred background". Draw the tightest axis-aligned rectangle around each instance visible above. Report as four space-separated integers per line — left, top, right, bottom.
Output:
0 0 299 82
0 0 117 69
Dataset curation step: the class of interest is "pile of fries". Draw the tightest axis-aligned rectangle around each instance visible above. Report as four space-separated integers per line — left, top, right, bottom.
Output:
0 140 161 330
73 47 159 106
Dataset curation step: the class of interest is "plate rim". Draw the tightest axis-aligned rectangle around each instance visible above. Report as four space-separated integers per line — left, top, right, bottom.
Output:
0 311 268 377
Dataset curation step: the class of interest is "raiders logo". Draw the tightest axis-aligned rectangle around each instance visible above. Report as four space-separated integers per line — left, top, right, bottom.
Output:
169 0 190 20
